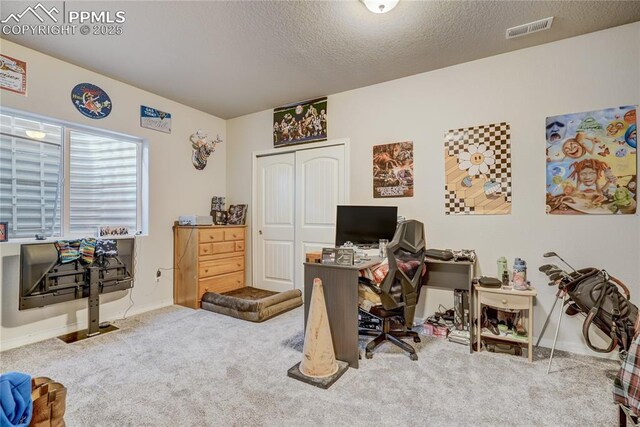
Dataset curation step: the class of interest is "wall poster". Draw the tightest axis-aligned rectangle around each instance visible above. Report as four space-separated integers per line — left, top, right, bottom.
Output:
140 105 171 133
0 54 27 95
71 83 112 119
444 122 512 215
546 106 637 214
273 97 327 147
373 141 414 198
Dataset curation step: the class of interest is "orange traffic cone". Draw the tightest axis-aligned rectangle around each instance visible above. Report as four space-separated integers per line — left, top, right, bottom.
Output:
287 278 348 388
300 278 338 377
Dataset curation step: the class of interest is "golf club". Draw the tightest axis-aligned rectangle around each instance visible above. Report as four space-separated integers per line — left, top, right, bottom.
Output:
539 264 556 273
543 251 577 273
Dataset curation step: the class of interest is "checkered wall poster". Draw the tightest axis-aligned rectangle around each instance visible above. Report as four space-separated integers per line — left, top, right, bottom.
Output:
444 122 512 215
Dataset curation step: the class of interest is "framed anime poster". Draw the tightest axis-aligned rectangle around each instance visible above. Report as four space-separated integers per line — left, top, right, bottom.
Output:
273 97 327 147
546 106 637 215
373 141 414 198
444 122 512 215
0 54 27 95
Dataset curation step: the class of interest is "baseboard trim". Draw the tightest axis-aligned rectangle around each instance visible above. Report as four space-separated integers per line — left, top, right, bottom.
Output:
0 300 174 352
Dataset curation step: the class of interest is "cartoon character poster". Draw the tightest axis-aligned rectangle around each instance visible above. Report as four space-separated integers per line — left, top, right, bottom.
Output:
444 122 512 215
273 97 327 147
71 83 112 119
546 106 637 215
373 141 413 198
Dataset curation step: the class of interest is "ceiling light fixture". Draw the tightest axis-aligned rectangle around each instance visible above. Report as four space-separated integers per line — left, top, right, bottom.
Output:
361 0 399 14
25 130 46 139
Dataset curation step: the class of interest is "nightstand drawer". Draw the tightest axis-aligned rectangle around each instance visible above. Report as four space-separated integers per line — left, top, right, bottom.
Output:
224 228 244 241
479 291 529 310
200 229 224 243
199 256 244 278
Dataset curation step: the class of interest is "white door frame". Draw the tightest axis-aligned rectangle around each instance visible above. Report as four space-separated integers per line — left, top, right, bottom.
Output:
251 138 350 289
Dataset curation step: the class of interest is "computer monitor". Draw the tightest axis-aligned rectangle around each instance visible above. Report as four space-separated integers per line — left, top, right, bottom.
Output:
335 205 398 247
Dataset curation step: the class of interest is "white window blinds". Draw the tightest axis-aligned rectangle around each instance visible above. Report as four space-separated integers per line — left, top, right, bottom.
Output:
0 114 62 239
69 130 139 235
0 110 143 240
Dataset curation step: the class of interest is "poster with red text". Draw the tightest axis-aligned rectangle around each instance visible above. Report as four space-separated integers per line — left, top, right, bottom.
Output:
0 54 27 95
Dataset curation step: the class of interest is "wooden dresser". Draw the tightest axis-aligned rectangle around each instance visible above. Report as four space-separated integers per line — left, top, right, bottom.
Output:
173 224 246 309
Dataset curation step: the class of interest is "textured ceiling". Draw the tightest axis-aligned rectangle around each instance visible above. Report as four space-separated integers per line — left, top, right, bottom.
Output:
2 1 640 119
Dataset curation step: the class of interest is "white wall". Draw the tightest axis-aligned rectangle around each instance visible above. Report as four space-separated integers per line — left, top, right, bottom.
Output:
0 40 226 350
227 23 640 356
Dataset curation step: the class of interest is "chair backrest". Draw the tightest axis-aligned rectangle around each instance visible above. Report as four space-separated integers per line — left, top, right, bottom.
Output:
378 220 426 327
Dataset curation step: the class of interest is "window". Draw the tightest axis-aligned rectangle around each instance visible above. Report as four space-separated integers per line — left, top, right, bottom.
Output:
0 109 144 239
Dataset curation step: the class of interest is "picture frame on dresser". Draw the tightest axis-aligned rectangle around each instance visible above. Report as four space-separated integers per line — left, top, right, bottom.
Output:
227 204 247 225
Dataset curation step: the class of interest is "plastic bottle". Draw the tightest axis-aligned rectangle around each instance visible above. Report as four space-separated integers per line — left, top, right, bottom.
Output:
497 257 508 279
513 258 528 290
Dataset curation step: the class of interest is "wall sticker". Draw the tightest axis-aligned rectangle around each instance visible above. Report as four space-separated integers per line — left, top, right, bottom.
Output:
140 105 171 133
71 83 112 119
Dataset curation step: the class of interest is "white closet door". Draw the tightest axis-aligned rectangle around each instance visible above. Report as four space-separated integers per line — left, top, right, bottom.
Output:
294 145 346 290
255 153 296 292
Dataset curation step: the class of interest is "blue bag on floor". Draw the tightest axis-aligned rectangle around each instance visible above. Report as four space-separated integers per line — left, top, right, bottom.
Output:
0 372 32 427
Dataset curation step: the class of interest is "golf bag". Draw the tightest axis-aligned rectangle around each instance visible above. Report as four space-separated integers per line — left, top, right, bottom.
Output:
562 268 637 354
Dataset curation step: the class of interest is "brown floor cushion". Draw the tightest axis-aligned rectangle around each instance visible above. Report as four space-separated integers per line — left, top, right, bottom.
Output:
201 287 302 322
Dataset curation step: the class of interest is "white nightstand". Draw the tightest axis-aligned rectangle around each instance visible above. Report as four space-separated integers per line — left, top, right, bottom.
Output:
475 285 537 362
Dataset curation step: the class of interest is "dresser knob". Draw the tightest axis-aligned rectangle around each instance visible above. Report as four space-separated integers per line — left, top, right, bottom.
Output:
502 299 507 304
205 269 209 273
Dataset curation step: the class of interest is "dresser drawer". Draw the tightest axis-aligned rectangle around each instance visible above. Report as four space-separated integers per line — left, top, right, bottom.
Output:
199 256 244 278
235 240 245 252
224 228 244 241
198 271 245 299
211 241 236 254
199 243 212 257
200 229 224 243
479 291 529 310
199 241 236 257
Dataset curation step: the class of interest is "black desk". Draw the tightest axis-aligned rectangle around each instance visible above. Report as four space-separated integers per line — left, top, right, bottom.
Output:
303 257 475 368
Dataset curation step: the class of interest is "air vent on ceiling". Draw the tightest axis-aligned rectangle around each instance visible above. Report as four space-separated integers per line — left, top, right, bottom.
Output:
506 17 554 39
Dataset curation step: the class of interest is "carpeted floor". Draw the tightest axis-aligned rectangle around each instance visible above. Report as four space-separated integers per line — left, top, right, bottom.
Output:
1 305 620 426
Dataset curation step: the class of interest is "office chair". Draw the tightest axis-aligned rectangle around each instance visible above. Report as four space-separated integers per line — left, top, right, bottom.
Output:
359 220 426 360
